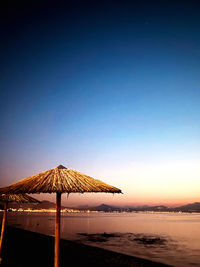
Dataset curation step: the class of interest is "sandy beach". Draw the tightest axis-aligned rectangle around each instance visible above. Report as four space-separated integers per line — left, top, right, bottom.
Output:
0 226 171 267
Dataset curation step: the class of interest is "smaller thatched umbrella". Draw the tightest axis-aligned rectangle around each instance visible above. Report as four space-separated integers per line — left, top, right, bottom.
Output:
0 193 40 262
0 165 122 267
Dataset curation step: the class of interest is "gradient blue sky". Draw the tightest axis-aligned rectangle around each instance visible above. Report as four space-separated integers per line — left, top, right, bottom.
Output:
0 0 200 207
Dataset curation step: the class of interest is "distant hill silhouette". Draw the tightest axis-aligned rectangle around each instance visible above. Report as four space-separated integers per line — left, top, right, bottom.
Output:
173 202 200 212
91 204 121 212
3 200 200 213
78 202 200 212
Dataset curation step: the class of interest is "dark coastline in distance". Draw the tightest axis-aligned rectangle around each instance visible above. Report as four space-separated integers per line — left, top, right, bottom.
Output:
1 226 171 267
5 200 200 213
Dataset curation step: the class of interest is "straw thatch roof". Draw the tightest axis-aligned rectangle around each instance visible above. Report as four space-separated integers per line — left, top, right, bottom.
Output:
0 193 40 203
0 165 122 194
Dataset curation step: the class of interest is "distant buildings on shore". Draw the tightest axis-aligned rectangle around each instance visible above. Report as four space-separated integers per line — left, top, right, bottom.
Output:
1 200 200 213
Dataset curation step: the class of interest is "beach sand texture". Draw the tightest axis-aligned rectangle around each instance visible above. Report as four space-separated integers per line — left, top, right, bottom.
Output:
0 226 171 267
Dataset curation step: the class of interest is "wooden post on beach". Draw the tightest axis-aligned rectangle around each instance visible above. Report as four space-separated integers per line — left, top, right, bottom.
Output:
0 202 8 261
55 192 61 267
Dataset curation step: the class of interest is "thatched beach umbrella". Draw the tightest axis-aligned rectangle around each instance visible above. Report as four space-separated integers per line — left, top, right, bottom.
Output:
0 193 40 262
0 164 122 267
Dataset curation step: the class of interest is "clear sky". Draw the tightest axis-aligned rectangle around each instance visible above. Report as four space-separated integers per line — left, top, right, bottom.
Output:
0 0 200 207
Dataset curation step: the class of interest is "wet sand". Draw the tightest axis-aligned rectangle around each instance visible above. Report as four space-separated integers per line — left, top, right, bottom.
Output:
1 226 171 266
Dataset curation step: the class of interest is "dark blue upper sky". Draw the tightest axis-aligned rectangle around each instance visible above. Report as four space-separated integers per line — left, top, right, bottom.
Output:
0 0 200 205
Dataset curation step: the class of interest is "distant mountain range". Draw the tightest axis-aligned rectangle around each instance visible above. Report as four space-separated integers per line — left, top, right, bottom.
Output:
79 202 200 213
173 202 200 212
4 200 200 213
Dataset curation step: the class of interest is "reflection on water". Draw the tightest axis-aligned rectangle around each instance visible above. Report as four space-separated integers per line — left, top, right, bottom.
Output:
77 232 181 266
3 212 200 266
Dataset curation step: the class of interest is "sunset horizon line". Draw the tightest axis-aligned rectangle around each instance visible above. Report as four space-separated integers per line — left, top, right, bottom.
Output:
31 198 200 208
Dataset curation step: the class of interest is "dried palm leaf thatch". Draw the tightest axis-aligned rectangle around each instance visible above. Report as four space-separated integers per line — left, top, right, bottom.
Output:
0 165 121 267
0 193 40 203
0 165 122 194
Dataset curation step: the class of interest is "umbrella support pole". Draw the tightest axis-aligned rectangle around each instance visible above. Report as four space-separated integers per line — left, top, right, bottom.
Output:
0 202 8 263
55 192 61 267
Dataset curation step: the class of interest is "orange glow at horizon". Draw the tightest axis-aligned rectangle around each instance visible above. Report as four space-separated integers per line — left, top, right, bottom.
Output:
1 159 199 208
25 158 200 208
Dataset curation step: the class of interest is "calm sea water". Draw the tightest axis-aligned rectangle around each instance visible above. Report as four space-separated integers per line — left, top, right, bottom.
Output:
3 212 200 266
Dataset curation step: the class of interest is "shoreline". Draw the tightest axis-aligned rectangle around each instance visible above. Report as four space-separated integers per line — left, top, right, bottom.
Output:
1 226 171 266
